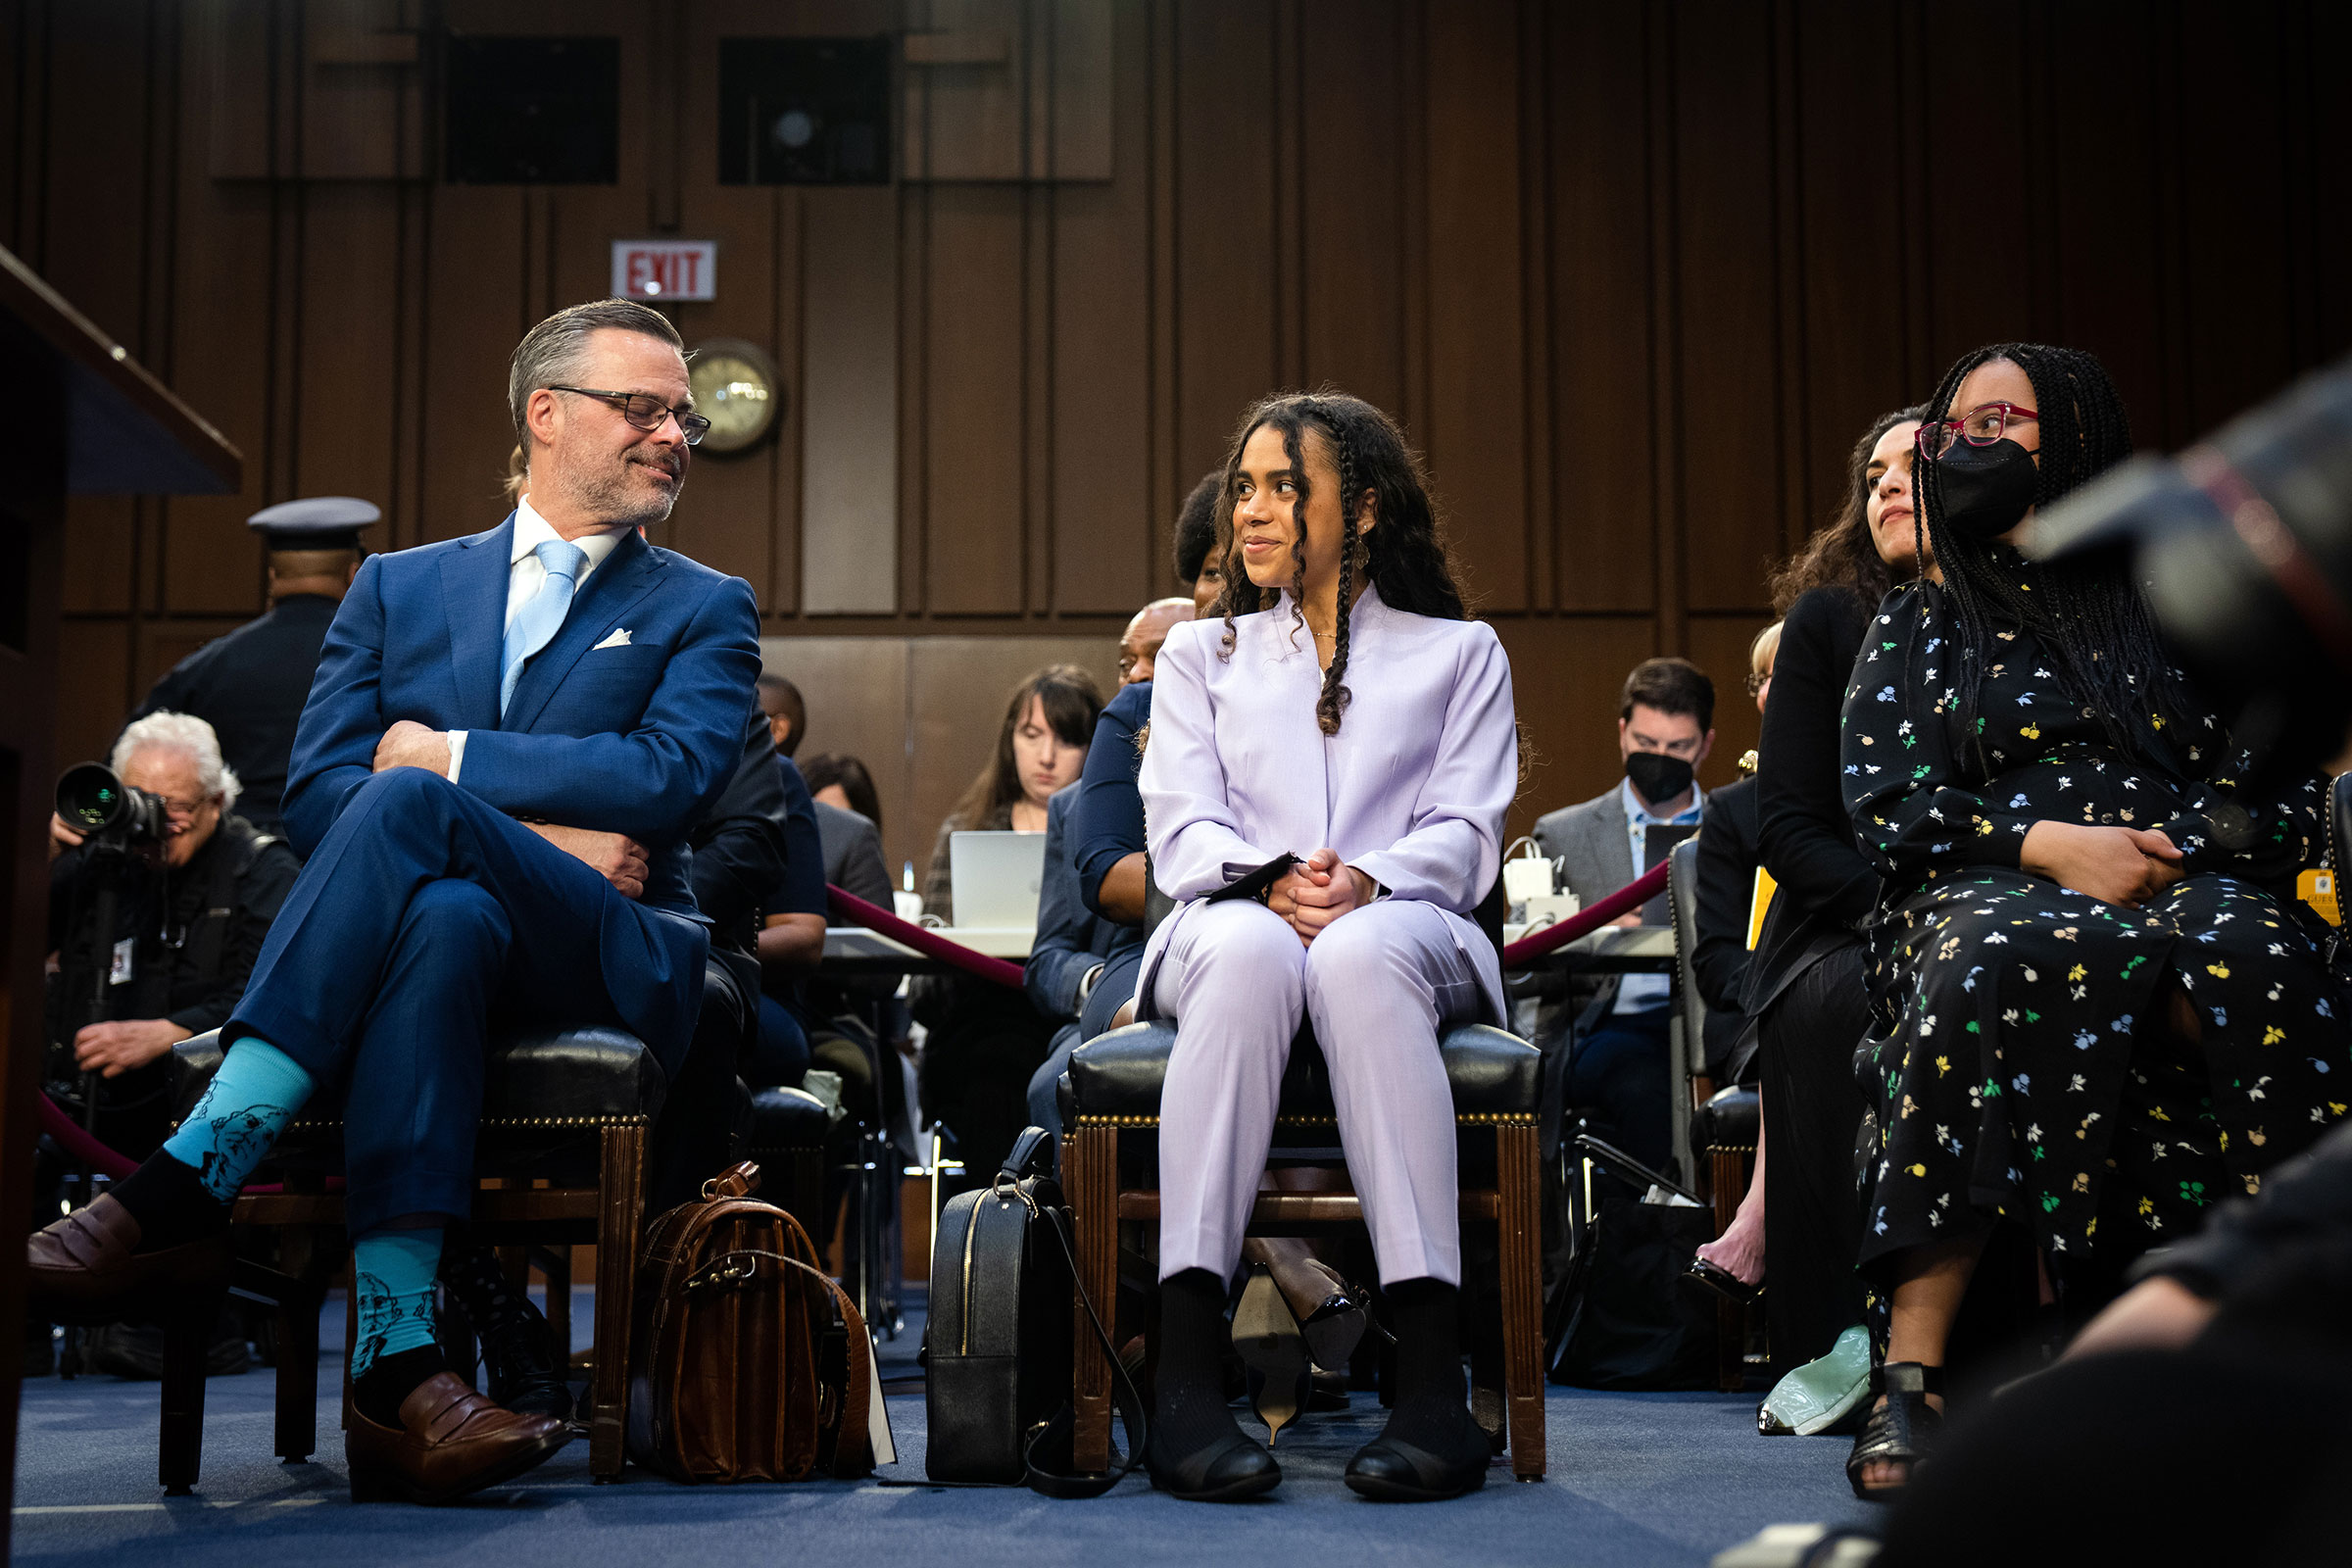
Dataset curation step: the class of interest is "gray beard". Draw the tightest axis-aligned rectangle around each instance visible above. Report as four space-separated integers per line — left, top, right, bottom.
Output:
554 457 679 530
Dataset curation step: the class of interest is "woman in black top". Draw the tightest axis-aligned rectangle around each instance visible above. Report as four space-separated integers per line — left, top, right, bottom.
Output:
1725 406 1927 1372
1841 343 2345 1496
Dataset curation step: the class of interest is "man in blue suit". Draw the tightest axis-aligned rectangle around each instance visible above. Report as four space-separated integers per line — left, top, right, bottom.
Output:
29 298 761 1502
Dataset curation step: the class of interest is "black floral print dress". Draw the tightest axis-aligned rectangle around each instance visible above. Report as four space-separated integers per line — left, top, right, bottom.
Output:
1841 561 2348 1283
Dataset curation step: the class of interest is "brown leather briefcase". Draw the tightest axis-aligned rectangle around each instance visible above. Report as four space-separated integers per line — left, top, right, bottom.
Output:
626 1161 892 1482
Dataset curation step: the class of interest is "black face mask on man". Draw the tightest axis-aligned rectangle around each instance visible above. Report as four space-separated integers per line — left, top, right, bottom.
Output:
1625 749 1693 807
1932 436 2041 542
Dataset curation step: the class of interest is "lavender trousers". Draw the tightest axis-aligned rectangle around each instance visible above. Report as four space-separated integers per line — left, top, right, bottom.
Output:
1151 897 1483 1288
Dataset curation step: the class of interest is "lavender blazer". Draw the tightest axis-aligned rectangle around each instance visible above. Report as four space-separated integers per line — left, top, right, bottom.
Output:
1135 584 1519 1023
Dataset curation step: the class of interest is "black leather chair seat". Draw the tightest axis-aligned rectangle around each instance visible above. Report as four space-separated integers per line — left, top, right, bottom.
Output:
1065 1018 1539 1122
167 1026 666 1171
743 1084 834 1152
1690 1082 1759 1156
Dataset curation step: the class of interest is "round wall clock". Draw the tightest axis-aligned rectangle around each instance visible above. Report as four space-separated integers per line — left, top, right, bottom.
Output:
686 339 783 455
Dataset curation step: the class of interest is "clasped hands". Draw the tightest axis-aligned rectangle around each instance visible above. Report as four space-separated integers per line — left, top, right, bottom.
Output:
1264 847 1379 947
2021 820 2185 907
371 720 648 901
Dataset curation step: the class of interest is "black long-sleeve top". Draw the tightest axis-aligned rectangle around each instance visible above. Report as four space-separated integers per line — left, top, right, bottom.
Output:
688 708 794 956
47 814 300 1042
1691 776 1761 1072
1074 679 1151 921
1745 585 1881 1015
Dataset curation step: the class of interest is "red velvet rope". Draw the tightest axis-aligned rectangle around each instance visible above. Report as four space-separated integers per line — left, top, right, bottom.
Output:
1496 858 1670 967
829 856 1667 986
826 885 1029 989
36 1093 136 1179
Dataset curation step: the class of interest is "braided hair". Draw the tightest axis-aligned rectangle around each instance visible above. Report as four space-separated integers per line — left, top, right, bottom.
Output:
1917 342 2188 756
1208 391 1470 735
1768 404 1930 614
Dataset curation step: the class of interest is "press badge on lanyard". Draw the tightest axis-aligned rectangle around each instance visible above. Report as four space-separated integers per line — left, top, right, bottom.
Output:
110 936 135 985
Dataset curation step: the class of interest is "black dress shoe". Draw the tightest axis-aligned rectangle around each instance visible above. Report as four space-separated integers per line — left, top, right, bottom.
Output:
1345 1432 1488 1502
439 1245 572 1422
1147 1427 1281 1502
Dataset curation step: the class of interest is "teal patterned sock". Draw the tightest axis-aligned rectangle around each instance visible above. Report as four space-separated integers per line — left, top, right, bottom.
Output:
159 1036 316 1201
350 1228 445 1383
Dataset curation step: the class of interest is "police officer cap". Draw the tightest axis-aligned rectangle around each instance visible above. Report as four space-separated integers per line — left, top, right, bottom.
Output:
248 496 379 553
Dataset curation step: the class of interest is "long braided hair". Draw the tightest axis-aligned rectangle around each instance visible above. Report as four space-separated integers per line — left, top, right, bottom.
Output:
1768 404 1930 614
1918 342 2188 756
1208 391 1469 736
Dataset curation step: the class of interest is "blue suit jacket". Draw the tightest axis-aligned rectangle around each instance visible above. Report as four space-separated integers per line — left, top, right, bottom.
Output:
283 516 762 918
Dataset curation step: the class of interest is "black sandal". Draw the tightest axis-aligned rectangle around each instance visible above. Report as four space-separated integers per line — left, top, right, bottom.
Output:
1845 1362 1942 1501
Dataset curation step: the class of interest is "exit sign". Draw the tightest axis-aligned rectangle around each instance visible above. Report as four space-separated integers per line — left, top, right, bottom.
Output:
612 240 716 301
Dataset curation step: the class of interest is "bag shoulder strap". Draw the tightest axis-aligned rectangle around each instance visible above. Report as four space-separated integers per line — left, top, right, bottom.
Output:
1020 1200 1148 1499
756 1248 892 1475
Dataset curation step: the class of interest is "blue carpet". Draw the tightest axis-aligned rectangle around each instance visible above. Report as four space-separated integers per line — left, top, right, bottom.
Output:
13 1290 1871 1567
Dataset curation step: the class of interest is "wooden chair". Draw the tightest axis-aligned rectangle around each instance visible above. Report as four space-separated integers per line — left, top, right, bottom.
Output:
1666 836 1761 1392
1059 1015 1548 1481
152 1024 664 1494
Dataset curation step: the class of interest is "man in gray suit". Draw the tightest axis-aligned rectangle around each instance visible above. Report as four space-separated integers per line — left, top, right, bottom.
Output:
1531 657 1715 1179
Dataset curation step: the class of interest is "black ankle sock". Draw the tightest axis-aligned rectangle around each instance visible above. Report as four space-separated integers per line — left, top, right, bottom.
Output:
353 1344 449 1428
1152 1269 1250 1460
109 1154 231 1255
1375 1278 1489 1465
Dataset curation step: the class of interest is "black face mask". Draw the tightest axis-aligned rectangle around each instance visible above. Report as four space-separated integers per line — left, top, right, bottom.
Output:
1933 436 2041 542
1625 750 1693 807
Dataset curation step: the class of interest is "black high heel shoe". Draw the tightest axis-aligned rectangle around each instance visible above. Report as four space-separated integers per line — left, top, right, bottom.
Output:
1683 1255 1765 1308
1298 1272 1380 1374
1845 1362 1943 1501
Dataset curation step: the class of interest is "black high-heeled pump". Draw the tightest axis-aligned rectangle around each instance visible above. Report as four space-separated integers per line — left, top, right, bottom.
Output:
1846 1361 1943 1501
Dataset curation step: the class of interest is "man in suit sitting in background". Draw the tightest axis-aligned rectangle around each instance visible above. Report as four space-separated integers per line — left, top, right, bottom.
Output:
1532 656 1715 1181
27 297 761 1503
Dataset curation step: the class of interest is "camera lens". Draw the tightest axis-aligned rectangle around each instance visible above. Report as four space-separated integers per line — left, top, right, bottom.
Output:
56 763 126 832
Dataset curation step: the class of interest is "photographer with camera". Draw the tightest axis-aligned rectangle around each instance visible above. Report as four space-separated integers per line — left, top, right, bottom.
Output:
47 711 300 1150
41 711 299 1380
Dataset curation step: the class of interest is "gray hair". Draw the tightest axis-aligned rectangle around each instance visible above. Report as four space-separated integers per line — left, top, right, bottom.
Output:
506 298 685 440
113 710 240 811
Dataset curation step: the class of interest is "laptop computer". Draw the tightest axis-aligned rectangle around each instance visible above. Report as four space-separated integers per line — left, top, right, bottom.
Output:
949 830 1050 931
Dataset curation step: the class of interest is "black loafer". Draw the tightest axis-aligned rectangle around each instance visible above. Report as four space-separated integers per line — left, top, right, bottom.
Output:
1344 1434 1487 1502
1148 1428 1281 1502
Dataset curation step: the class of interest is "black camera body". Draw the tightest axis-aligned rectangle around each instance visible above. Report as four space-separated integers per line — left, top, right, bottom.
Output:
56 761 168 852
2030 356 2352 784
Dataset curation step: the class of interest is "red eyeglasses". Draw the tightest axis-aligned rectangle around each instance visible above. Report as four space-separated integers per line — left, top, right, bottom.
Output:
1918 401 2039 460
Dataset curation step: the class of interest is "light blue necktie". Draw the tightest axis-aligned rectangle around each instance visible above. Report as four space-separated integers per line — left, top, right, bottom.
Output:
500 538 588 716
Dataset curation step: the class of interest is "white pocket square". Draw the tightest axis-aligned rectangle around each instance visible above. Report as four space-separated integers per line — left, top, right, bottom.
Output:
591 628 633 650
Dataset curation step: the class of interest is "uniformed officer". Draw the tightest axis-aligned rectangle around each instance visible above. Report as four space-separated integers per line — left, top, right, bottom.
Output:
124 497 377 838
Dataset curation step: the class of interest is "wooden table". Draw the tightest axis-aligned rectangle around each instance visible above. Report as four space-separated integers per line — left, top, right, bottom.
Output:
821 924 1034 977
1504 922 1677 975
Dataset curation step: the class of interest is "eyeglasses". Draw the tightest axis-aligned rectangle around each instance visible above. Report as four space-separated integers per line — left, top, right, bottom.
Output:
157 795 213 822
546 386 711 446
1917 401 2039 461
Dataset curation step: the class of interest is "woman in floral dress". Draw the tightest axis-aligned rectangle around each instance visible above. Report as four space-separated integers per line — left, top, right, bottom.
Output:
1839 342 2347 1497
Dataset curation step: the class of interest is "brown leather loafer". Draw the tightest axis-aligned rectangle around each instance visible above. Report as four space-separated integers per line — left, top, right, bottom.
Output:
27 1196 230 1327
346 1372 571 1503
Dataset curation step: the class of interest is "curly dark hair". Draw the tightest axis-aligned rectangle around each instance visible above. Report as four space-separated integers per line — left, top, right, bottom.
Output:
947 664 1102 829
1917 341 2186 755
1173 468 1224 584
1208 391 1470 735
1769 404 1930 614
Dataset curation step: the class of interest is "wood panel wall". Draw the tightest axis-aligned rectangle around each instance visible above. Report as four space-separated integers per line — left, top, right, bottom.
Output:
5 0 2346 869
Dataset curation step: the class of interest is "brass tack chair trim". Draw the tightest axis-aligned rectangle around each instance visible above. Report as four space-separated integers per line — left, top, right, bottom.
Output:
1072 1111 1536 1130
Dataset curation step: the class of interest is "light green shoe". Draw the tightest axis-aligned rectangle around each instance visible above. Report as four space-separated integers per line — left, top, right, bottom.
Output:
1760 1325 1872 1437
